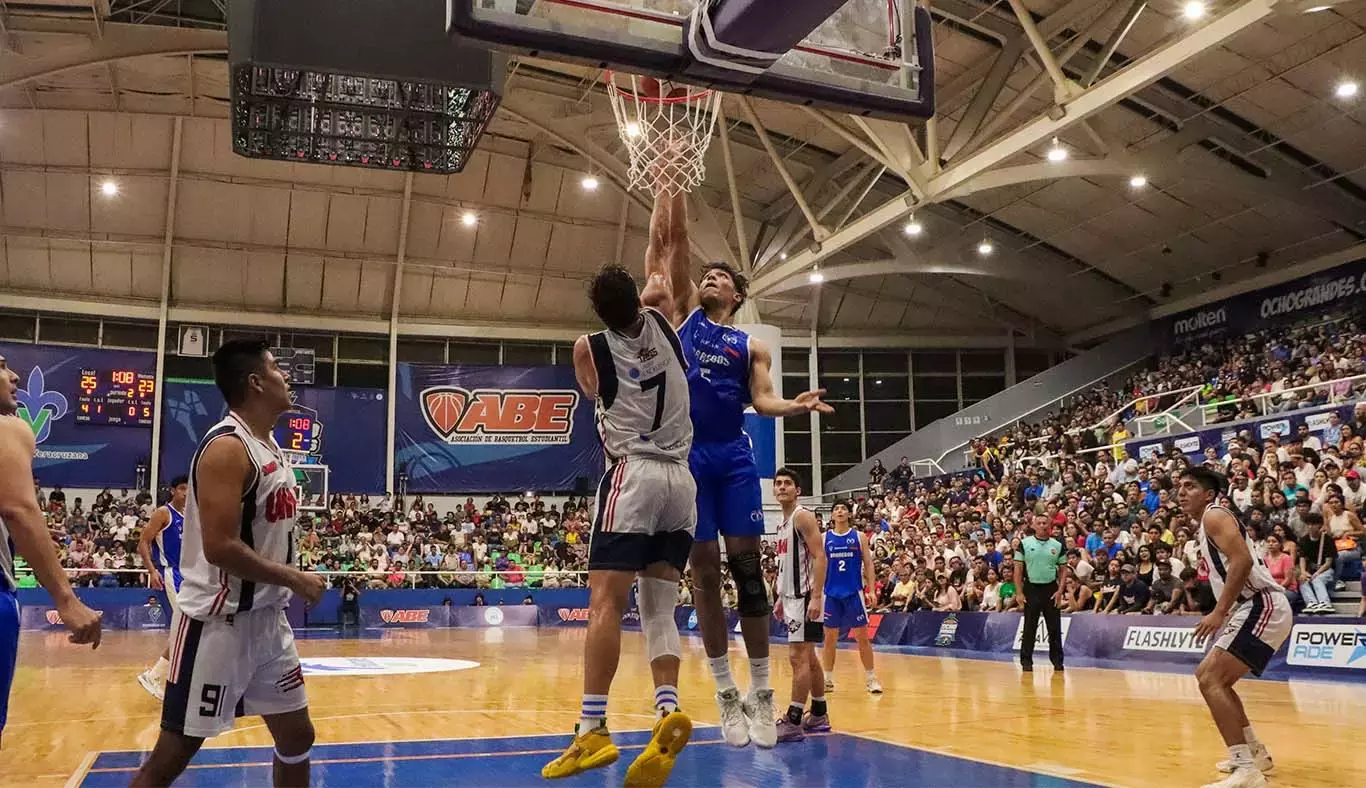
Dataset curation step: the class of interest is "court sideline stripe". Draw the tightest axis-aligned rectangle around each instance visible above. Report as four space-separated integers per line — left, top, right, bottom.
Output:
86 733 784 774
839 730 1123 788
64 751 99 788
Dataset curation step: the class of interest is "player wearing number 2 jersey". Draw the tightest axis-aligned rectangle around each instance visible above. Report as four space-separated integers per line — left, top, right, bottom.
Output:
821 501 882 695
136 474 189 701
543 264 695 787
652 189 832 750
132 340 326 788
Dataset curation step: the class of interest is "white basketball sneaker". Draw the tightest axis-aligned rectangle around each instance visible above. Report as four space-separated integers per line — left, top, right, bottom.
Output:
716 688 750 748
743 688 778 749
137 670 164 701
1202 766 1268 788
824 677 835 692
1216 746 1273 774
866 675 883 694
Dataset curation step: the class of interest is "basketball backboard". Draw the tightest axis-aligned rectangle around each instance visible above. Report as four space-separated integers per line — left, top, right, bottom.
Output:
447 0 934 120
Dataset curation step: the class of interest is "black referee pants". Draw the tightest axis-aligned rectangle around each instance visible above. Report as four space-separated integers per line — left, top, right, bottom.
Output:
1020 580 1063 669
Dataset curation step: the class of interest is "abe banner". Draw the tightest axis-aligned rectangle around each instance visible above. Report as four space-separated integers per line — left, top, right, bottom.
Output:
1162 256 1366 345
160 382 386 493
0 343 154 487
395 363 603 492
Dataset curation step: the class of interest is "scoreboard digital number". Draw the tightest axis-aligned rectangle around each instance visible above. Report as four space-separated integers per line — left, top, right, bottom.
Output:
275 413 321 455
76 368 156 426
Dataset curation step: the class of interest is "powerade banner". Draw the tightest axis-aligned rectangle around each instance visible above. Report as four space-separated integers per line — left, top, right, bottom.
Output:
1163 256 1366 345
0 343 154 487
395 363 604 492
1126 403 1353 466
160 382 386 493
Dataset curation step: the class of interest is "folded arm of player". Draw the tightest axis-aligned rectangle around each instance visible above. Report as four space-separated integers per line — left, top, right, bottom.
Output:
570 336 599 400
196 435 325 604
795 508 825 621
137 506 170 590
1193 508 1252 641
643 190 696 327
0 417 102 648
749 340 833 418
858 530 877 609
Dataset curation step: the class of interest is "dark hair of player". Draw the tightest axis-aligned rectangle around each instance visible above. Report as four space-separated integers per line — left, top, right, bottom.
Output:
588 264 642 332
773 466 805 492
1180 465 1227 496
213 338 271 408
701 260 748 316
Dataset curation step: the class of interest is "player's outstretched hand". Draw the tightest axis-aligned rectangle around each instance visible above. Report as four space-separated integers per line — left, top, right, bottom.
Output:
292 571 328 605
58 598 103 650
792 389 834 415
148 571 164 591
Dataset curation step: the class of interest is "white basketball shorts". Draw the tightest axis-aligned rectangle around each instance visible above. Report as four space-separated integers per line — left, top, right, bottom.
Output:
1212 589 1292 677
589 456 697 572
781 594 824 644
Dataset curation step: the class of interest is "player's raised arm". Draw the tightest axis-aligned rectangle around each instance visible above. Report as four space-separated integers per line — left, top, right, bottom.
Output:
644 190 696 326
0 418 102 648
571 335 599 400
137 507 170 590
748 339 833 418
196 435 321 602
1193 508 1253 641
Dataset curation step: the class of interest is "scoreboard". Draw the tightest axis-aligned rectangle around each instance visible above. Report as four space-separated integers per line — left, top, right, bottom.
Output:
76 368 156 426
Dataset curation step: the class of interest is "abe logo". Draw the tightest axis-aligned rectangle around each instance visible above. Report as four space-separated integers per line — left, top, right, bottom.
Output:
557 608 590 622
45 610 63 626
421 387 579 446
379 609 430 624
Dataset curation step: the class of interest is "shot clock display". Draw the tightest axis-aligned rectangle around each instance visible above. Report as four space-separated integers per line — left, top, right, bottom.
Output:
76 368 156 426
275 411 322 455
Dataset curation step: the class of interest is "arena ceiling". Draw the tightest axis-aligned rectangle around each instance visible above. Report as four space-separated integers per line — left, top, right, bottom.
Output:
0 0 1363 348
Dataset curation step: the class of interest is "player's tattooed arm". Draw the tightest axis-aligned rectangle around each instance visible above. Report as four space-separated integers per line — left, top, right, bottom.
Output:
644 190 697 326
748 339 834 418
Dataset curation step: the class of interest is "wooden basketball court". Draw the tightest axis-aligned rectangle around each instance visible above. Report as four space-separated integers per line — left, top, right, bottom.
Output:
7 628 1363 786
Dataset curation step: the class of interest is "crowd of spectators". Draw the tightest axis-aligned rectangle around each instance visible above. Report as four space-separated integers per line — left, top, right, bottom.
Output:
844 314 1366 621
22 484 157 588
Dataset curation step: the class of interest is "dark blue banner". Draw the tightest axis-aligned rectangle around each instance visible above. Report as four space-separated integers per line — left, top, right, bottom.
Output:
1163 256 1366 345
1125 403 1352 466
0 343 154 487
394 363 604 493
160 382 386 493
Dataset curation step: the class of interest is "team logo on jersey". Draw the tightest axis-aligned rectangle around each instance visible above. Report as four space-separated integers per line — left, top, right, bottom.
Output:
636 347 658 363
420 387 579 445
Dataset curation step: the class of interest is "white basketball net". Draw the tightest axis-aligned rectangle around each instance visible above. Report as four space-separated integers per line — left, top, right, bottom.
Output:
607 73 722 197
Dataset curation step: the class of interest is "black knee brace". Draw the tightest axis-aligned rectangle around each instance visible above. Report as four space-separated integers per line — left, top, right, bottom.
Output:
727 550 772 618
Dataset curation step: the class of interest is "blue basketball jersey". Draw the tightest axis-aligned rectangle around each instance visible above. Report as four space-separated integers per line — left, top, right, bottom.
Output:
677 308 751 444
824 528 864 599
152 504 185 591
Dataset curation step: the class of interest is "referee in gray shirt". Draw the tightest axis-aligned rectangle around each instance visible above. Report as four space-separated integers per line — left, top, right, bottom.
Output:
1014 512 1070 672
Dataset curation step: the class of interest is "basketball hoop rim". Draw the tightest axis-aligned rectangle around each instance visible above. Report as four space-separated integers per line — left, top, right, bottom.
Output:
605 71 715 105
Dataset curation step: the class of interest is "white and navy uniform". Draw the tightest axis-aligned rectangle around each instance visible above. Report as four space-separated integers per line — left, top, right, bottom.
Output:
165 412 306 738
585 307 696 572
151 504 185 613
776 506 821 643
1198 504 1291 676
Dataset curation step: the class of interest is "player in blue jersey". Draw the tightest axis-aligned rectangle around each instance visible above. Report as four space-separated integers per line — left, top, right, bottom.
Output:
649 189 832 749
821 501 881 694
0 353 101 743
136 474 189 700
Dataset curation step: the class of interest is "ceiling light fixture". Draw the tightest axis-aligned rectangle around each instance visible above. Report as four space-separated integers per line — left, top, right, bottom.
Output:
1129 174 1148 188
1336 80 1359 99
779 252 788 260
1046 137 1068 162
1182 0 1206 19
977 239 994 256
808 269 825 284
1305 4 1330 11
904 218 923 236
461 211 478 227
100 179 119 197
581 174 600 191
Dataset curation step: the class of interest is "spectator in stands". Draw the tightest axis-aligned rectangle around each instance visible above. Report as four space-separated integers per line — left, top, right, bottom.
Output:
1144 560 1183 614
1297 513 1338 613
1323 494 1363 587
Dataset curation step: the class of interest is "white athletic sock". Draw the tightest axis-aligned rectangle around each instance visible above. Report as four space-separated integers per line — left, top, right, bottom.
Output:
151 657 170 681
654 684 679 716
1227 744 1254 769
748 657 770 692
709 655 737 692
1243 726 1263 750
578 694 608 733
865 669 877 680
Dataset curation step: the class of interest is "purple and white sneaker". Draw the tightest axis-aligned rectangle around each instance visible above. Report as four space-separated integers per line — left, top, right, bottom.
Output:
776 718 806 743
801 713 831 733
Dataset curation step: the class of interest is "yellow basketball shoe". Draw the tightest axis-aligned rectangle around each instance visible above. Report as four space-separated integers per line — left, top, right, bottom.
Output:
542 724 620 780
624 711 692 787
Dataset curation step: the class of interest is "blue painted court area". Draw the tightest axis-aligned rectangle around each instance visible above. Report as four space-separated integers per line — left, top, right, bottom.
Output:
79 728 1098 787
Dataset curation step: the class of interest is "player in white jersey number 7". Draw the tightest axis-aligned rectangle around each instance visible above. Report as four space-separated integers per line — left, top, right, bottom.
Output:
1179 466 1292 788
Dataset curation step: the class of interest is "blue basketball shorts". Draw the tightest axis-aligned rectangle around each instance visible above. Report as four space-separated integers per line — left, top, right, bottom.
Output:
823 593 869 631
689 437 764 543
0 589 19 734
